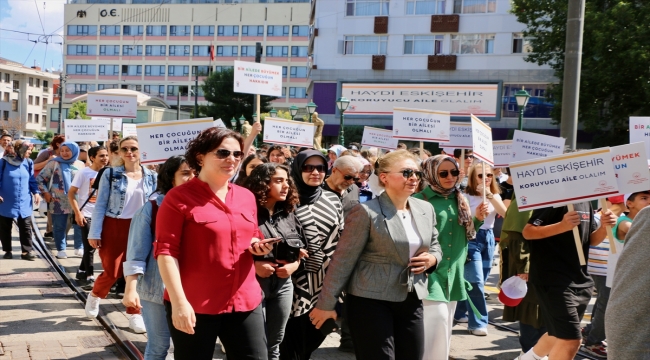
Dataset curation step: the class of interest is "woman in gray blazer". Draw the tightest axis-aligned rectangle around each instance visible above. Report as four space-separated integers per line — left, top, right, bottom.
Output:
310 150 443 360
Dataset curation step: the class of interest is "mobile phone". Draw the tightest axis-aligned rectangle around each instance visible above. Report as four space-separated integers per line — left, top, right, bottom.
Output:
319 318 339 336
258 237 282 245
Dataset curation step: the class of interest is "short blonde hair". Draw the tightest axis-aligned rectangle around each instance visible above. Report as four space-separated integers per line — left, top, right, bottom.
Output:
376 150 419 187
466 162 501 196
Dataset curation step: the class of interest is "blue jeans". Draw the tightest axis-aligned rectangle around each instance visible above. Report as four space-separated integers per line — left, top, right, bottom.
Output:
258 274 293 360
454 228 495 330
142 299 171 360
72 223 84 250
51 214 70 252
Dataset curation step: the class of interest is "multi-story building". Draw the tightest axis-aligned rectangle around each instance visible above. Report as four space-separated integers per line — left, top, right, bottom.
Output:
308 0 561 142
0 58 59 137
61 0 311 123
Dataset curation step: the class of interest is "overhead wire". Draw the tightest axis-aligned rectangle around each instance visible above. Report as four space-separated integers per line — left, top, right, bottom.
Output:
34 0 46 34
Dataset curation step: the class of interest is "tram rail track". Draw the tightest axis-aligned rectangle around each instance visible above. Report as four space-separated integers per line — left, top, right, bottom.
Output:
29 214 144 360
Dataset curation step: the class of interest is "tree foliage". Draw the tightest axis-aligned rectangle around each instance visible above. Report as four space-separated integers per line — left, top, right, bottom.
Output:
67 101 91 119
33 131 55 149
512 0 650 147
202 68 277 122
2 117 23 139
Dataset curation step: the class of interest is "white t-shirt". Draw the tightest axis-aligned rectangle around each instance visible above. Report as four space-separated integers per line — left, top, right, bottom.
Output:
119 176 145 219
71 167 100 218
468 194 501 230
398 209 423 258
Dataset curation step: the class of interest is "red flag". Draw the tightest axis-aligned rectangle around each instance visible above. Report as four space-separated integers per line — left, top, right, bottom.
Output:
209 45 215 61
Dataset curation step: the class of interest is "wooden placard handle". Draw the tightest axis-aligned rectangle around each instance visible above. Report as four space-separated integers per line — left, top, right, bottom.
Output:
567 203 586 265
600 198 617 254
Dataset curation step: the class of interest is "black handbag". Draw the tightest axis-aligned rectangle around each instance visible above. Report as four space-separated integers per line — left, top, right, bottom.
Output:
265 221 303 263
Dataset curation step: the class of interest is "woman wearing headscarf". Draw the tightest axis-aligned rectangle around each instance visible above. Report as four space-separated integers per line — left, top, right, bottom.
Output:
279 150 343 360
413 155 487 360
37 141 81 259
0 140 40 260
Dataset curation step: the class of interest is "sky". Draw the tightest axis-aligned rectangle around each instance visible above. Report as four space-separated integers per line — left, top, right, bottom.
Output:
0 0 66 70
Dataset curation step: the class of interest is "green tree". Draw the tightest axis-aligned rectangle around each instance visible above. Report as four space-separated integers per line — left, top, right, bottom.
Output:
33 131 54 150
67 102 91 119
511 0 650 147
202 68 277 125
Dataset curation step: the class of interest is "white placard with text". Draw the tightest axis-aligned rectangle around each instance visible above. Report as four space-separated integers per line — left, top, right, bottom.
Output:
64 119 109 142
493 140 513 167
263 117 315 148
136 118 214 165
233 60 283 97
610 142 650 195
629 117 650 160
122 123 138 137
438 121 473 149
361 126 398 150
511 130 566 162
86 93 138 119
470 115 493 166
392 107 450 142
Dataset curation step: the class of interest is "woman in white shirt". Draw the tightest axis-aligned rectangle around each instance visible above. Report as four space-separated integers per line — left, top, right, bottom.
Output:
454 162 507 336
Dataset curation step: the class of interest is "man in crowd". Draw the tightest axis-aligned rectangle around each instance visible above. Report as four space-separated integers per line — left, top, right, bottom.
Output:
0 132 11 157
453 148 473 191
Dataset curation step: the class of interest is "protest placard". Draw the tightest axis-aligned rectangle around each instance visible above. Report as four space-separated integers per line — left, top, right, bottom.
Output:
86 93 138 119
511 130 566 162
438 121 473 149
610 142 650 195
64 119 109 142
91 117 122 132
392 107 450 142
122 123 137 137
471 115 493 166
263 117 315 148
361 126 398 150
629 117 650 159
136 118 214 165
233 60 283 97
493 140 513 167
213 119 226 128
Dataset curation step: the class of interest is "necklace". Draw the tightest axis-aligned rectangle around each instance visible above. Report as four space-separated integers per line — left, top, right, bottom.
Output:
397 209 408 219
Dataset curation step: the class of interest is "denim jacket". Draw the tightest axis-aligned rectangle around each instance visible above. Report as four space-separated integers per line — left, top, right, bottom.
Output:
0 158 39 219
123 194 164 304
88 165 157 240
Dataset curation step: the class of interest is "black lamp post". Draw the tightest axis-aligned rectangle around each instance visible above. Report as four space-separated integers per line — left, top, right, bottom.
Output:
289 105 299 120
514 87 531 131
306 101 317 122
336 97 350 146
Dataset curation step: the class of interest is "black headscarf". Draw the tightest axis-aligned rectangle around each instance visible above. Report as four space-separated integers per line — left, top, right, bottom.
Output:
291 150 327 206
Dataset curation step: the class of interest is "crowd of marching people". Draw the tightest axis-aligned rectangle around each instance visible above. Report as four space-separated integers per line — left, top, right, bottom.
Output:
1 127 649 360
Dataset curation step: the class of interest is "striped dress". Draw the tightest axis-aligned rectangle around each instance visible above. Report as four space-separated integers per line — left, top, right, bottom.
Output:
291 191 343 317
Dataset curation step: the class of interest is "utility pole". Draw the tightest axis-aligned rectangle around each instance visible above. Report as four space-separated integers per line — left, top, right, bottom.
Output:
560 0 586 150
57 72 66 135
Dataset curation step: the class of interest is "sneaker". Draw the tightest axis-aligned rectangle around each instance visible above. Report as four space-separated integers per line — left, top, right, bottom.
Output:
582 342 607 359
56 250 68 259
3 252 12 259
85 293 101 318
74 248 84 257
43 231 53 238
469 328 488 336
21 252 36 261
129 314 147 334
455 315 469 323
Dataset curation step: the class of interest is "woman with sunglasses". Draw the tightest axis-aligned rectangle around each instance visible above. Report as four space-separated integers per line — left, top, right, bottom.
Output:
413 155 487 360
454 162 507 336
155 128 272 359
85 136 157 335
280 149 343 360
310 150 442 360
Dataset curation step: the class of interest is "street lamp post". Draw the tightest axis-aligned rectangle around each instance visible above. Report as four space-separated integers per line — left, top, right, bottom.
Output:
514 87 531 131
238 115 246 132
336 97 350 146
306 101 317 122
269 108 277 118
230 117 237 131
289 105 299 120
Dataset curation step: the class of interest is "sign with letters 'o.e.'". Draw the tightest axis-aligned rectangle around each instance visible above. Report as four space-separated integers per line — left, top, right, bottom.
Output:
65 119 109 142
610 142 650 196
629 117 650 160
470 115 493 166
510 148 619 211
86 93 138 119
438 121 473 149
392 107 450 142
136 118 214 165
263 117 315 148
361 126 398 150
233 60 283 97
493 140 513 167
511 130 566 162
122 123 137 137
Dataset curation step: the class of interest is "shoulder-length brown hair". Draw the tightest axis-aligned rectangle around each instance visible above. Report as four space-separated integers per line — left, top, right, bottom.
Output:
186 128 243 173
243 163 299 214
466 162 501 196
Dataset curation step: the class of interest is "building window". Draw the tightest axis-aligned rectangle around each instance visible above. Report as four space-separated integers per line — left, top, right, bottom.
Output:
217 25 239 36
12 80 19 90
11 100 18 111
194 26 215 36
346 0 390 16
4 74 10 82
267 25 289 37
34 114 39 124
169 45 190 56
2 93 8 102
145 65 166 76
193 45 211 57
404 35 444 54
242 25 264 37
100 25 120 36
289 87 307 98
99 45 120 56
512 33 533 53
282 66 287 78
36 79 40 87
43 81 49 91
67 45 96 55
35 97 40 106
290 66 307 78
99 65 120 76
292 26 309 37
67 25 97 36
3 111 9 121
344 36 388 55
241 46 256 57
42 115 46 124
168 66 190 77
123 45 143 56
502 84 553 118
42 97 47 109
291 46 308 57
190 85 205 97
170 25 191 36
123 25 144 36
145 45 166 56
29 96 34 105
29 77 34 86
453 0 496 13
282 87 287 97
67 84 94 95
217 46 238 57
266 46 288 57
167 85 189 96
192 66 212 76
28 114 33 123
122 65 142 76
146 25 167 36
406 0 446 14
66 64 96 75
215 66 234 72
451 34 495 54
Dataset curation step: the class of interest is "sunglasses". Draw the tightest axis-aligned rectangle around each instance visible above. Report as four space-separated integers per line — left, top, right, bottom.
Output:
438 170 460 178
463 155 475 159
302 164 327 173
214 149 244 160
343 174 361 182
120 147 139 153
478 173 494 179
390 169 423 180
